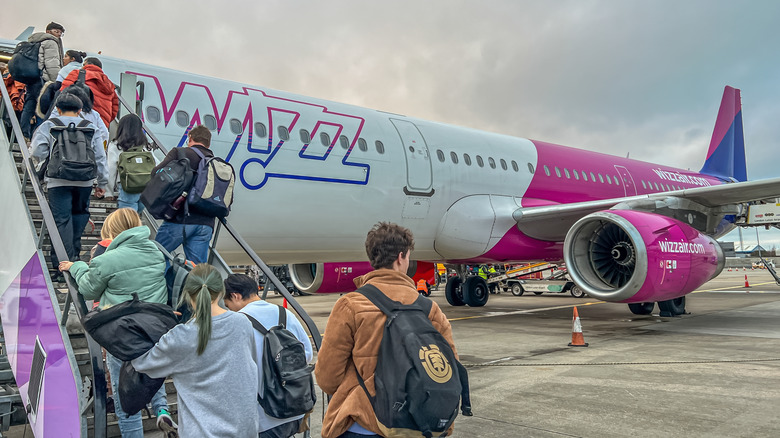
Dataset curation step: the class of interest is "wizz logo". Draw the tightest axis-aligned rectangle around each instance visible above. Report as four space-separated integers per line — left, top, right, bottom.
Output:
131 72 371 190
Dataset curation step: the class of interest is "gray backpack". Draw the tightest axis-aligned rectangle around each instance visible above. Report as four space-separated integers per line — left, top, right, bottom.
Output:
45 118 97 181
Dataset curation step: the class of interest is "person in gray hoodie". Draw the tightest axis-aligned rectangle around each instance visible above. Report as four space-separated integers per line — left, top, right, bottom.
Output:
20 21 64 139
133 264 260 437
31 93 108 274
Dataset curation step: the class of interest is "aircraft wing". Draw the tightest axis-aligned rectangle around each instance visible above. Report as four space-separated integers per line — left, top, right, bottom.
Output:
513 176 780 241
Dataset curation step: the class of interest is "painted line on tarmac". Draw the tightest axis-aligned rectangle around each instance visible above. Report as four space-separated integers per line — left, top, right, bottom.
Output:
448 301 604 322
693 281 778 293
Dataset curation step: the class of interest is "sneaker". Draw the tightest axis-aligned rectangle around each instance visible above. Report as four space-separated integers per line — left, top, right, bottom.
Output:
157 408 178 437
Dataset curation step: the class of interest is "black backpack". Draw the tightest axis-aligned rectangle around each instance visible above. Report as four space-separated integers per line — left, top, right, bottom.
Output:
355 284 462 438
244 308 316 419
45 118 97 181
7 41 41 84
141 148 194 220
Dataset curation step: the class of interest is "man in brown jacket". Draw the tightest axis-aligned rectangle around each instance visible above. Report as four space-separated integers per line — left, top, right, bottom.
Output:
315 222 458 438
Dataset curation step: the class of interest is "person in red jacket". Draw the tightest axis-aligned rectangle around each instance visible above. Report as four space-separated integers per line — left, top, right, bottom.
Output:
61 57 118 127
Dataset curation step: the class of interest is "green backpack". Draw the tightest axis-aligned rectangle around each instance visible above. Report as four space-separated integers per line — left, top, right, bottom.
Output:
117 145 155 194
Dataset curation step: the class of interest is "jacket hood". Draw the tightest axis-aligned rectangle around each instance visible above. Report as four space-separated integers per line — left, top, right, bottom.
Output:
107 226 152 250
28 32 57 44
353 269 415 289
82 64 116 94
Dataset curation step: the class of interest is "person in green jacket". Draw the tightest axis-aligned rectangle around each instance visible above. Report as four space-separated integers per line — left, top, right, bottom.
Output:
59 207 176 437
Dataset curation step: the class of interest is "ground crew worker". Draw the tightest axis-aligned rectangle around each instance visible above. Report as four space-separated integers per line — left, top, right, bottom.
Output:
417 278 429 296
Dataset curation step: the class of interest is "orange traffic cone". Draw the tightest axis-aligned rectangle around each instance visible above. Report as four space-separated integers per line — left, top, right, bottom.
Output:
744 275 750 288
568 306 589 347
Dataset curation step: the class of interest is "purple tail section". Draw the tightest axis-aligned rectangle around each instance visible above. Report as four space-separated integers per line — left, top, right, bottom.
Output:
700 86 747 182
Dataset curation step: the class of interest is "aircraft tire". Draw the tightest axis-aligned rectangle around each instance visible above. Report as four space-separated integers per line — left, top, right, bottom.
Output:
627 302 654 315
657 296 686 316
569 285 586 298
463 276 489 307
511 283 524 296
445 277 465 306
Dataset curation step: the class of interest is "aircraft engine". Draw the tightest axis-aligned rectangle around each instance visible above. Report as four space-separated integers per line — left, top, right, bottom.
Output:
289 261 436 294
563 210 724 303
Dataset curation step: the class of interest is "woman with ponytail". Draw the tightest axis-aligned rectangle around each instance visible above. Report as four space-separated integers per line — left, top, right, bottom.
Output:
133 264 260 437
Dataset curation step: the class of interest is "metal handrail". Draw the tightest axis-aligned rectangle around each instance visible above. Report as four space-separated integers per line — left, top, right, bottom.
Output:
1 81 107 436
114 86 322 350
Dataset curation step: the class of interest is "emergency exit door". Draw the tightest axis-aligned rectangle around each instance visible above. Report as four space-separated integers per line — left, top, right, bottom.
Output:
391 119 433 196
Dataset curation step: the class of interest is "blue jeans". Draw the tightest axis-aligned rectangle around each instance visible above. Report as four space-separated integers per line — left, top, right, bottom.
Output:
106 352 168 438
117 184 145 212
47 186 93 268
155 222 213 264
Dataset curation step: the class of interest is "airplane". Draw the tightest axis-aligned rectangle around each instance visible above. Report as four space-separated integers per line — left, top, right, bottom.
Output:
2 31 779 320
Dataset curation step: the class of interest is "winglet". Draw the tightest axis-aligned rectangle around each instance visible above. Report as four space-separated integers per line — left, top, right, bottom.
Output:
700 86 747 182
14 26 34 41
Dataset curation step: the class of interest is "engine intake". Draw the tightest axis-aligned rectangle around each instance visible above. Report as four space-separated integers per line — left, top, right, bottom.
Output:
564 210 724 303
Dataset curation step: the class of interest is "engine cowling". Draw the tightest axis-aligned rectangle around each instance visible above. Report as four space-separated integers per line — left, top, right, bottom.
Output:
289 261 436 294
563 210 724 303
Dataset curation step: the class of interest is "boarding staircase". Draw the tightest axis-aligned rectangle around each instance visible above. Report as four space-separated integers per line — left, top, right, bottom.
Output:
0 77 321 437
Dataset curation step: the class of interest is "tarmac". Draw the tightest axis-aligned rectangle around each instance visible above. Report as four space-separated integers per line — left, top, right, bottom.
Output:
293 268 780 437
8 269 780 437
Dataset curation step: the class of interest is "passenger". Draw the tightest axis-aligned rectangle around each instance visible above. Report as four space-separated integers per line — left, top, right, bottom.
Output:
132 264 260 438
35 50 88 120
105 114 154 211
58 208 175 437
49 86 109 150
61 56 118 127
315 222 460 438
153 125 216 264
222 273 314 438
31 94 108 276
2 64 26 119
19 21 64 140
56 50 86 82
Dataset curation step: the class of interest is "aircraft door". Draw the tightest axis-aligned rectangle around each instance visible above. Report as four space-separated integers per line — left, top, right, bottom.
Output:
614 165 638 196
391 119 434 196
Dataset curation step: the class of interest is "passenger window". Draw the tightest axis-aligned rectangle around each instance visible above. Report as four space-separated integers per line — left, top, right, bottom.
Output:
463 153 472 166
204 115 217 131
614 175 620 185
544 165 550 176
254 122 267 138
554 166 561 177
278 126 290 141
598 173 604 183
450 152 459 164
654 182 660 191
512 160 519 172
590 172 596 182
375 140 385 154
358 138 368 151
605 174 611 184
501 159 508 171
573 169 579 180
437 150 445 162
527 163 534 174
340 135 349 149
175 110 189 128
230 118 243 135
641 180 647 189
145 106 161 124
320 132 331 147
581 171 588 181
477 156 484 167
300 129 311 143
564 168 570 179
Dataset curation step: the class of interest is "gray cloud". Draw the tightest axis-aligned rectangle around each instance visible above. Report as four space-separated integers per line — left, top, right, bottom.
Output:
5 1 779 188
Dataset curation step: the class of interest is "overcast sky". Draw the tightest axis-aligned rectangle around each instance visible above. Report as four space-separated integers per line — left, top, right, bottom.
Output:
4 1 779 247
